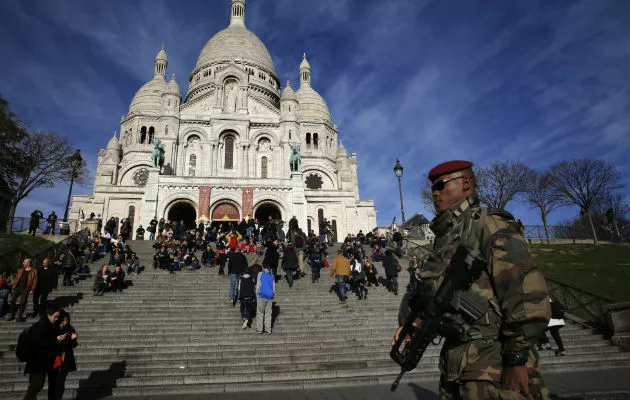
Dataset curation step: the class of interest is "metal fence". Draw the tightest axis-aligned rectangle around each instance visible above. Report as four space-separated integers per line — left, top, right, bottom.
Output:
0 228 91 275
546 277 611 334
403 224 622 242
523 225 620 242
8 216 80 235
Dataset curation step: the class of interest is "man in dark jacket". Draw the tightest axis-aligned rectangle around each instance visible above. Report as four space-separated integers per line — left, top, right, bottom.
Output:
227 247 248 305
23 302 62 400
29 209 44 235
32 258 57 317
9 259 38 322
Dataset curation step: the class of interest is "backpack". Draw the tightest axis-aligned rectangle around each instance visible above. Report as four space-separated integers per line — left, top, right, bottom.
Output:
294 234 304 249
16 326 33 362
551 300 566 319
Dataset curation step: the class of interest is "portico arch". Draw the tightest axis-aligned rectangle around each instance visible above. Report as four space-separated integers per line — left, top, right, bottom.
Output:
254 200 284 226
211 200 241 223
165 199 198 230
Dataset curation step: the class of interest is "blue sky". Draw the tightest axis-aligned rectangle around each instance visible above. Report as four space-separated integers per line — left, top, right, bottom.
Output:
1 0 628 227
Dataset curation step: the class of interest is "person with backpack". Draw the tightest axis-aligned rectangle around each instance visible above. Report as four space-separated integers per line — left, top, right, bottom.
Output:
238 271 256 330
255 264 275 334
19 302 63 400
538 298 567 356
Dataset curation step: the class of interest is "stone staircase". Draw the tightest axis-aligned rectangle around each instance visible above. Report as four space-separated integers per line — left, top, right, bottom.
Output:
1 240 629 399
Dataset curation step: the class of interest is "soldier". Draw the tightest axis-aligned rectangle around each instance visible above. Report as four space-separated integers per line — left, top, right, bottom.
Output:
393 160 551 399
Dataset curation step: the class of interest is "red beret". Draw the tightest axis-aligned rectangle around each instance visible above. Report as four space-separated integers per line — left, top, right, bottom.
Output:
428 160 474 181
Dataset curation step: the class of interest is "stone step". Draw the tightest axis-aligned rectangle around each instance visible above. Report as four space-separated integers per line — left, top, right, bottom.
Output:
0 339 622 373
3 352 630 397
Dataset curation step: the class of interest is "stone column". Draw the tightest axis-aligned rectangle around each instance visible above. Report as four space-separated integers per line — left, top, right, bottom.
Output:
139 169 160 240
243 144 250 178
208 144 214 176
291 172 308 232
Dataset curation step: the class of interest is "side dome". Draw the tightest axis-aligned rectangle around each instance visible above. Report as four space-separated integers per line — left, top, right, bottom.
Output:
128 76 167 115
106 133 120 151
164 75 180 96
195 25 276 74
281 81 296 101
296 86 332 123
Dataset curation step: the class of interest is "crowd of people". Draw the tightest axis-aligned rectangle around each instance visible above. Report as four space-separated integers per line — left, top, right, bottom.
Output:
136 213 405 332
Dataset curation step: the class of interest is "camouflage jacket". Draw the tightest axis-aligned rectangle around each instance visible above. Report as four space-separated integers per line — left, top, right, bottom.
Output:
399 195 551 382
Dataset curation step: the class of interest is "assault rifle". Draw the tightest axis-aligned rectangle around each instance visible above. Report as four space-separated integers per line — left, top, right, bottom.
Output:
390 245 486 391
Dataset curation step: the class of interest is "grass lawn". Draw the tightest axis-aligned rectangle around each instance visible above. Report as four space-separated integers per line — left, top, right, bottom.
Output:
0 233 58 257
531 244 630 303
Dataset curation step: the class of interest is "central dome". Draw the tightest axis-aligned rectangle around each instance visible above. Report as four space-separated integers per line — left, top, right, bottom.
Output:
195 24 276 74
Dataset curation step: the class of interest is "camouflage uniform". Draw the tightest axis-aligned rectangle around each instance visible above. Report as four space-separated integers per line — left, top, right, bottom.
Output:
399 195 551 400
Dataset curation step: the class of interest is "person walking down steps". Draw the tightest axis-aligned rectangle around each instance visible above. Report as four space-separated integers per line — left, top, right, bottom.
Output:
255 264 275 334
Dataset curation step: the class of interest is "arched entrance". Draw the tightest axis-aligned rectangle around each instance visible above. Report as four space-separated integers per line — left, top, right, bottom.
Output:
167 201 197 230
211 201 240 229
254 201 283 226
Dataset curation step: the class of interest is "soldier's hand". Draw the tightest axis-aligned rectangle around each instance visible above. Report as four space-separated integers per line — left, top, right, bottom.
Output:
392 327 404 346
502 365 530 394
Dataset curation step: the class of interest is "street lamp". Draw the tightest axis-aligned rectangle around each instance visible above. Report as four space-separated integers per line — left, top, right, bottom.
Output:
393 159 405 228
62 149 83 231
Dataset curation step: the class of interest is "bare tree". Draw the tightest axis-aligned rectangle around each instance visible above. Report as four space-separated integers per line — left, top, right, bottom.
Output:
591 192 628 241
0 131 88 233
475 160 535 210
524 172 562 244
549 158 621 245
420 177 434 215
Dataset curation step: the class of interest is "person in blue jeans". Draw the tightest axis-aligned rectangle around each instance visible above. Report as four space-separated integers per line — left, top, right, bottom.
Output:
330 250 350 303
227 247 248 305
256 264 276 334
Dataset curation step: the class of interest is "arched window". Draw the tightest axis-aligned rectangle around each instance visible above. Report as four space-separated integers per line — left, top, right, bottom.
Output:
189 154 196 177
306 133 311 146
165 126 169 136
261 156 268 179
140 126 147 144
289 130 292 140
224 136 235 169
317 209 324 229
148 127 155 144
313 133 319 149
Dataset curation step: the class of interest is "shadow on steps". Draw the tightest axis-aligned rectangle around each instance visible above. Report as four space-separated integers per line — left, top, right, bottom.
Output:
75 361 126 400
51 293 84 309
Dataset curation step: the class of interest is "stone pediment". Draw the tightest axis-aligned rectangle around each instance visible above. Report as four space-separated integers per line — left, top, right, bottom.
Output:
247 95 279 117
181 90 216 114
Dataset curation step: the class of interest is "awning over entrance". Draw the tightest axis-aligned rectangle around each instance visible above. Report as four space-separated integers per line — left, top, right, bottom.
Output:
212 202 240 221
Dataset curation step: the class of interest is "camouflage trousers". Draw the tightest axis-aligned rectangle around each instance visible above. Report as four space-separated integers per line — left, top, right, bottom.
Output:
439 379 551 400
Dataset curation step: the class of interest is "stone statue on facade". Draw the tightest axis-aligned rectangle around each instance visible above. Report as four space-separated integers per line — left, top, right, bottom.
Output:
224 82 238 112
151 139 165 169
289 142 301 172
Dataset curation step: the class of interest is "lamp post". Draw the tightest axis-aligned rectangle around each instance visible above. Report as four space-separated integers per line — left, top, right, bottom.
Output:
62 149 83 231
393 159 405 228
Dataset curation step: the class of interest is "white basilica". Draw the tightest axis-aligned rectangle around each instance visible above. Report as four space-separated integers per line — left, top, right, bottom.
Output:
70 0 376 239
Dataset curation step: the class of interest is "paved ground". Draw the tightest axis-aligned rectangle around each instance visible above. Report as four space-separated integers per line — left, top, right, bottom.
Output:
102 366 630 400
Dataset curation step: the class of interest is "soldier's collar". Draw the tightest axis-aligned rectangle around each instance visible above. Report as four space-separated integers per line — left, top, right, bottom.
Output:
451 195 479 219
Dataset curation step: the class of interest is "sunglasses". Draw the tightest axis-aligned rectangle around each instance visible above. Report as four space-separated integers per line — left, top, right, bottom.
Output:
431 176 466 192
